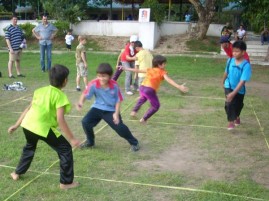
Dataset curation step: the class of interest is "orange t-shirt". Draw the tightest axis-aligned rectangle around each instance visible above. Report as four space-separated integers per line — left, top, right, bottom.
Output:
142 68 167 91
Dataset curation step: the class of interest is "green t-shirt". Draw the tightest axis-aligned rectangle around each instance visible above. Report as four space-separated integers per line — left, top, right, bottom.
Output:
75 44 86 65
21 85 71 138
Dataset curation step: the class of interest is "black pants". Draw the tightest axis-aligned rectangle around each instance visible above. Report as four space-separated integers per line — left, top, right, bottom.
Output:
15 128 74 184
224 88 245 122
81 107 139 146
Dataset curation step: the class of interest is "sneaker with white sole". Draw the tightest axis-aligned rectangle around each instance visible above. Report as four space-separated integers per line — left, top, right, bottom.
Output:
234 117 240 126
130 143 140 152
126 91 133 95
227 122 235 130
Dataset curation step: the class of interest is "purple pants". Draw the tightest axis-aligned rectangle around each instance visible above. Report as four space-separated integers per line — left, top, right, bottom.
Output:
112 67 123 81
133 85 160 121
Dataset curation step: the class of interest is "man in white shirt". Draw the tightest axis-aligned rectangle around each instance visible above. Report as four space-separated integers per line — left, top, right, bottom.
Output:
235 25 246 41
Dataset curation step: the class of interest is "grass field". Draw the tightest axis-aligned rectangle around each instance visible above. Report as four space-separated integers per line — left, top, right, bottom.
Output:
0 51 269 201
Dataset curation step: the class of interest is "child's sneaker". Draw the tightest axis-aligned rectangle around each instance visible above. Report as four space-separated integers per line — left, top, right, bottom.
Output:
234 117 240 126
79 142 94 149
76 87 81 92
227 122 235 130
130 143 140 152
126 91 133 95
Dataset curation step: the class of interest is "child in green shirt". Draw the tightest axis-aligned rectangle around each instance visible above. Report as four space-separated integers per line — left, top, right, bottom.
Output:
8 64 80 190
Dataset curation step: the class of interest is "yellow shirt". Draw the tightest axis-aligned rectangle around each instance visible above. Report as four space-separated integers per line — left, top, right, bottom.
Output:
21 85 71 138
135 49 153 78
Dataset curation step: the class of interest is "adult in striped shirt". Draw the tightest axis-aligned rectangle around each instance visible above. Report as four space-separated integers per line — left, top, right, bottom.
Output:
5 15 25 78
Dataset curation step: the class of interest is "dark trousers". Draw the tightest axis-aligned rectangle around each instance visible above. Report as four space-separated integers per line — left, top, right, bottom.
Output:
224 88 245 122
81 107 138 146
15 128 74 184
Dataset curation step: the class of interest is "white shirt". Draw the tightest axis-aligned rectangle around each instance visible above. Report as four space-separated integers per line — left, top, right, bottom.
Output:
65 34 74 45
237 29 246 38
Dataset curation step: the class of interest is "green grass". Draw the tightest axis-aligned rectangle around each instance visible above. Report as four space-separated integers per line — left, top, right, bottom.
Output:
186 36 220 53
0 52 269 201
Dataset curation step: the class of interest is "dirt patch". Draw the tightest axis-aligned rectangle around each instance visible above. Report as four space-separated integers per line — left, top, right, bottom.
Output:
248 81 269 101
87 34 189 54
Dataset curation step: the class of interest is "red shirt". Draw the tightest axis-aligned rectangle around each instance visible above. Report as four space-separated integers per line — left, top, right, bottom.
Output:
223 43 250 62
120 42 137 62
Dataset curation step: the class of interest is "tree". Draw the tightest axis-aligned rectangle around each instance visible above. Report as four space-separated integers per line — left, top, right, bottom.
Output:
41 0 88 23
188 0 217 39
233 0 269 61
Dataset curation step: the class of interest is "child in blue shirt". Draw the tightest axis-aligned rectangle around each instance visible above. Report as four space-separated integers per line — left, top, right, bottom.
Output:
222 41 252 130
77 63 139 151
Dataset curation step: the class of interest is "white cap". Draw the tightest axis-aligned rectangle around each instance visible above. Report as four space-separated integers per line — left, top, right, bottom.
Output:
130 35 138 42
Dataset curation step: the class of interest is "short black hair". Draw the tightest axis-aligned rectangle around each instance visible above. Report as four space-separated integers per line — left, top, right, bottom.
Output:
49 64 69 88
11 15 17 19
152 55 167 67
96 63 113 76
232 40 247 51
134 41 143 49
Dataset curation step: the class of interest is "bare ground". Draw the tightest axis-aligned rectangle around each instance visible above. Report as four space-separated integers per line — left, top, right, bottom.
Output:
87 34 189 53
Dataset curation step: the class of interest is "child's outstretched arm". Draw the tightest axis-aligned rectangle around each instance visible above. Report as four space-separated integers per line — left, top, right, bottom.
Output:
115 50 124 69
57 107 80 147
8 104 31 134
123 66 146 74
164 74 189 93
76 92 86 111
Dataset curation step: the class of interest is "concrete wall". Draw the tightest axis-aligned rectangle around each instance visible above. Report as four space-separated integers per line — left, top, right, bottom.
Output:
0 20 223 50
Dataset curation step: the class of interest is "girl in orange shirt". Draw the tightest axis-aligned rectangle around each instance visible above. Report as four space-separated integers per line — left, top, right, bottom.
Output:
123 55 189 123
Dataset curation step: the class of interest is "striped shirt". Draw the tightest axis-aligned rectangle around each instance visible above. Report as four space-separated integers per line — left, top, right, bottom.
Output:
5 25 24 51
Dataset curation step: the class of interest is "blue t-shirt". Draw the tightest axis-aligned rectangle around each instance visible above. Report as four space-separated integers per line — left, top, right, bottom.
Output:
224 58 252 94
83 79 123 111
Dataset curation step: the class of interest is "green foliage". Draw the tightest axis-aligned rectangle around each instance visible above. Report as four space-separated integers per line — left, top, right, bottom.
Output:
234 0 269 32
41 0 87 23
141 0 166 25
52 21 70 38
18 23 36 39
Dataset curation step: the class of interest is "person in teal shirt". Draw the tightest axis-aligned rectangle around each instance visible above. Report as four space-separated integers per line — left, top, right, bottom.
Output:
222 41 252 130
8 64 80 190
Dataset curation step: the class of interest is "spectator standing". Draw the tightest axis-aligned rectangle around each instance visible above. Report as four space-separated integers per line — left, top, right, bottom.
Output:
5 15 25 78
220 36 250 62
120 35 138 95
32 15 58 72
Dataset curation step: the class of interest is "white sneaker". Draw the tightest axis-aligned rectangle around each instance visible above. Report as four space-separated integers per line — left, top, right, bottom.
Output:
126 91 134 95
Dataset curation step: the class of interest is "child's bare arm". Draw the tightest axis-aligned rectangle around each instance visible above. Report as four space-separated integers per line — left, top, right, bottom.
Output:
222 72 227 87
123 66 146 73
113 102 121 125
76 93 86 111
226 80 245 102
164 74 189 93
8 104 32 134
81 52 87 68
126 55 136 61
57 107 80 147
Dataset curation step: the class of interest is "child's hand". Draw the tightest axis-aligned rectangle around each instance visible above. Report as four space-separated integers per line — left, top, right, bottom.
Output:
226 92 235 102
70 138 80 148
8 125 18 134
113 113 120 125
179 83 189 93
76 103 83 111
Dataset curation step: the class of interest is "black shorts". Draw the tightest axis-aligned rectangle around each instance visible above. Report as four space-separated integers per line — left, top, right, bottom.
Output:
66 44 71 49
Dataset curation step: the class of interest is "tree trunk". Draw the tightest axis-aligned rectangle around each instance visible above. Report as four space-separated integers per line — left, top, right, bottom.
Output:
265 46 269 62
188 0 216 40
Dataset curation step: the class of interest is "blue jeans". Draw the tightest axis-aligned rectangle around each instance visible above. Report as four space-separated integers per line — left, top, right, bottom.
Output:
81 107 139 146
122 61 138 92
40 44 52 71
